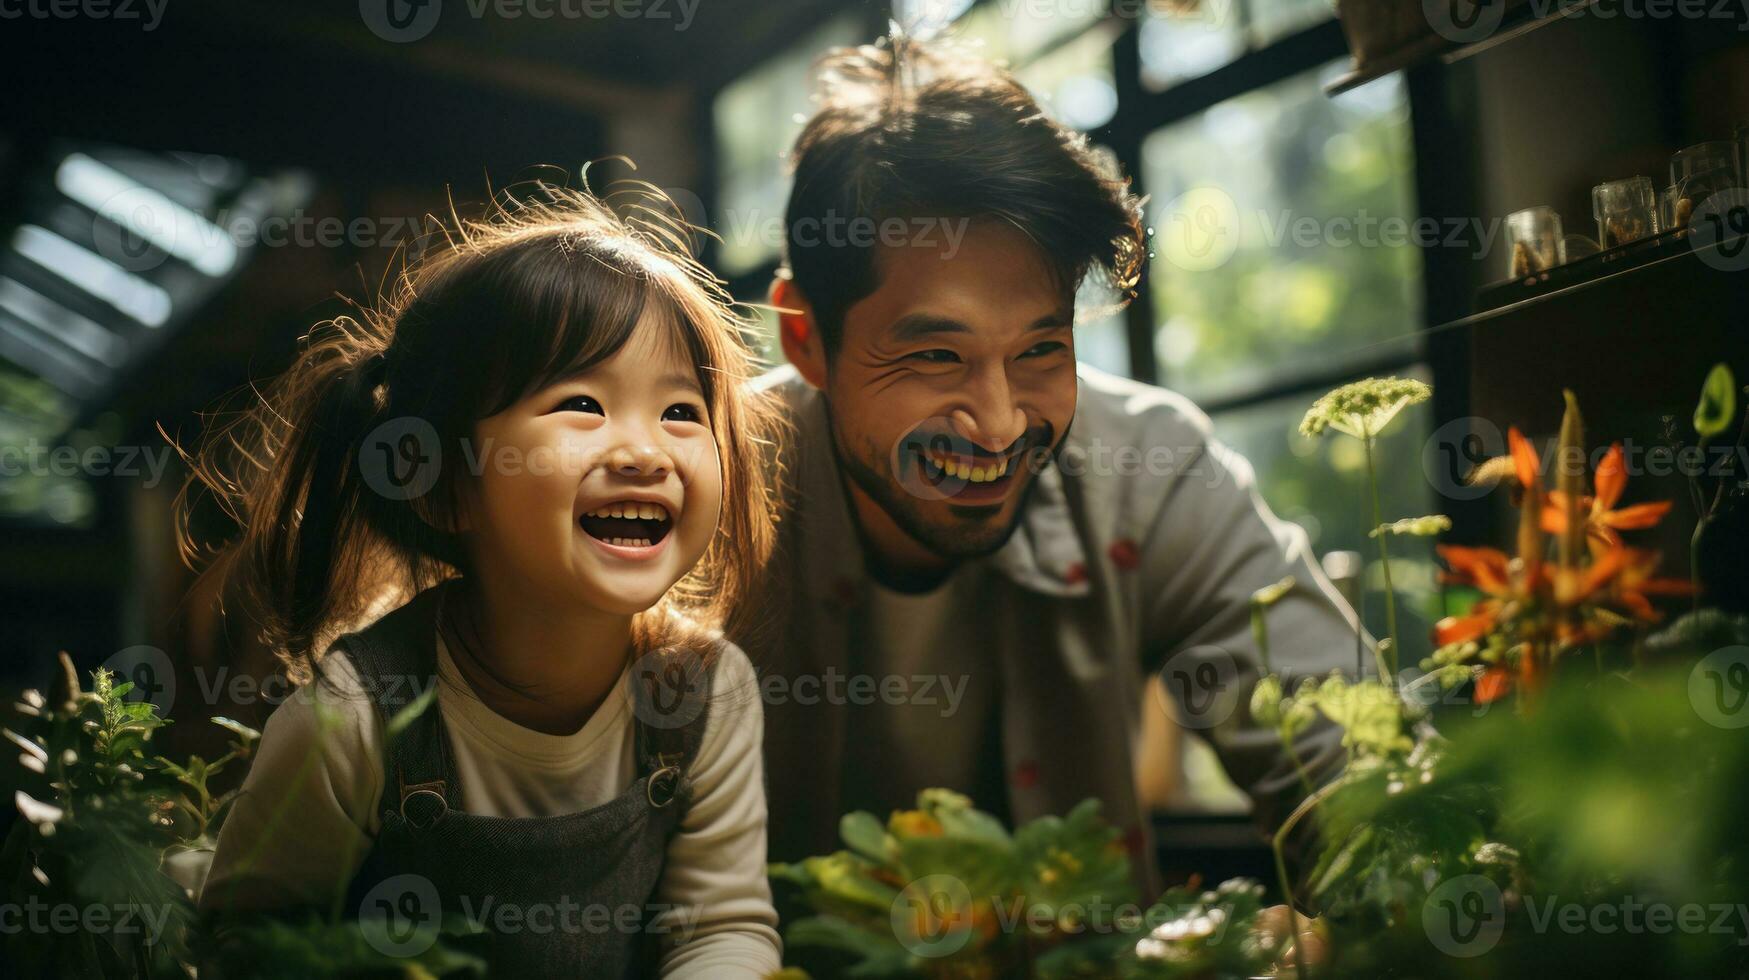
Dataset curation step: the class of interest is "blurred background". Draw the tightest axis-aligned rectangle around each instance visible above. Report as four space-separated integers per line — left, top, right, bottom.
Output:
1 0 1746 881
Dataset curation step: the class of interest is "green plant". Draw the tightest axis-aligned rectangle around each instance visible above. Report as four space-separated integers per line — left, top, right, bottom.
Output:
769 790 1278 979
2 655 483 979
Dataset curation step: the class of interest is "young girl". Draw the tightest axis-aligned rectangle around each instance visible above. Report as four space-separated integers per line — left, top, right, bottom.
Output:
192 185 783 978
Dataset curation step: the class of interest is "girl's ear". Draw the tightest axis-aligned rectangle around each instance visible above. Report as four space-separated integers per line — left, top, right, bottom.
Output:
771 276 827 391
412 479 472 535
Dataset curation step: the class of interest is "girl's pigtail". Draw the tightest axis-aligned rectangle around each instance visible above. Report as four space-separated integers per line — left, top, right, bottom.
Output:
179 320 400 680
272 349 390 665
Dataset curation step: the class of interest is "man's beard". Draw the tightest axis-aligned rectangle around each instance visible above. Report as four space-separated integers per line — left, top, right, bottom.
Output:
825 404 1057 562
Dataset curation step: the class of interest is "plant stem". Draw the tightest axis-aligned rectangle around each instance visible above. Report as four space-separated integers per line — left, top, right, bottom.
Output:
1270 778 1345 980
1281 731 1316 800
1363 434 1399 682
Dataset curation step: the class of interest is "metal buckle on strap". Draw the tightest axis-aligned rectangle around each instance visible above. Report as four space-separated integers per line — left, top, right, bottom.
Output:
646 752 683 808
398 775 450 829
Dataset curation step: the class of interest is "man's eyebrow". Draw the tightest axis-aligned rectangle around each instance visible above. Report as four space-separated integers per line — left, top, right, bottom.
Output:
1027 310 1074 332
887 310 1074 342
887 313 971 343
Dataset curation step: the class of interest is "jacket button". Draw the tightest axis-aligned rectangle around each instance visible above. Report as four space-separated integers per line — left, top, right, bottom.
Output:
1109 538 1140 571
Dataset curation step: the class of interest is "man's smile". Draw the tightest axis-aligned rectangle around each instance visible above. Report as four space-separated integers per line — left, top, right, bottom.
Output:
893 428 1049 507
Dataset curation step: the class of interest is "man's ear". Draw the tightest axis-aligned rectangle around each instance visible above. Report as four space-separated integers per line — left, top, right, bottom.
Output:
771 276 827 391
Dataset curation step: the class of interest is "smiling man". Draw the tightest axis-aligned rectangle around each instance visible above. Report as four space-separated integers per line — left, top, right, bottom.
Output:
748 41 1362 895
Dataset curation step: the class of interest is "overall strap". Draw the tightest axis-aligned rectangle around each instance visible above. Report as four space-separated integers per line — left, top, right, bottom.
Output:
630 645 720 810
335 584 455 828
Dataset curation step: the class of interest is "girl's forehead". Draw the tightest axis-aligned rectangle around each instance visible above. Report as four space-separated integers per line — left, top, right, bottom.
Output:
618 306 699 373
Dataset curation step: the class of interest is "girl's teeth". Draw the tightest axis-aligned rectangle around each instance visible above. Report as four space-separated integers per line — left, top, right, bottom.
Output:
587 503 670 519
606 537 653 547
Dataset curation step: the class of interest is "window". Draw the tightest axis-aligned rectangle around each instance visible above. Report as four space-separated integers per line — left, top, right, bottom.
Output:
1142 66 1420 402
711 15 863 279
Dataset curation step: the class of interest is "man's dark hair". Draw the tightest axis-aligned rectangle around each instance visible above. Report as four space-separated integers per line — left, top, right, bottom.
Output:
782 39 1146 353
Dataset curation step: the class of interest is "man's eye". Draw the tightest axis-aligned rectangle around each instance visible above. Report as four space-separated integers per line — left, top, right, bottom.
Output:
662 403 703 423
907 350 961 365
554 395 604 415
1021 341 1068 358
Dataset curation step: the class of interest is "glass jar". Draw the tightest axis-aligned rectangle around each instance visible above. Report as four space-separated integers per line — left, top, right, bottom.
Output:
1504 206 1565 277
1670 141 1742 206
1660 184 1692 231
1592 176 1659 248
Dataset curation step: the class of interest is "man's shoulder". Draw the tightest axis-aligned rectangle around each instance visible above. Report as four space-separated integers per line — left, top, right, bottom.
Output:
1071 362 1216 448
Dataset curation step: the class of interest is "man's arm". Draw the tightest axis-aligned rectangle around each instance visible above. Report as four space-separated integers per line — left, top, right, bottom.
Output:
1136 427 1367 853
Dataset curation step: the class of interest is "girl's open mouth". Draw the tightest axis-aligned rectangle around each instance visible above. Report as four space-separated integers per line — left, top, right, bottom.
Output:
577 501 674 549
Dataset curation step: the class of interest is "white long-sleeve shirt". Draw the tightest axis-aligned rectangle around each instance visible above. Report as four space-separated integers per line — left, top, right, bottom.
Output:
201 635 780 978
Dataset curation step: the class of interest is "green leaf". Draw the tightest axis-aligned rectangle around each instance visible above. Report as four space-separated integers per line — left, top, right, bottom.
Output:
840 810 890 863
1694 362 1737 438
385 682 439 742
1250 675 1283 727
1370 514 1452 538
211 716 261 744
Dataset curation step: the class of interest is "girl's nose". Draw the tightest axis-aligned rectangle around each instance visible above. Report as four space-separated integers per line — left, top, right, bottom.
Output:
606 443 673 478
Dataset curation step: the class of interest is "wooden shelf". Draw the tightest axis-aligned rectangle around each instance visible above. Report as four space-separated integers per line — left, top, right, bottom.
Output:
1325 0 1601 96
1454 233 1749 571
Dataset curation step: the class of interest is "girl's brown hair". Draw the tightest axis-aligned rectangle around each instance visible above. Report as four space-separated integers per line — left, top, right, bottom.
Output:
176 182 781 680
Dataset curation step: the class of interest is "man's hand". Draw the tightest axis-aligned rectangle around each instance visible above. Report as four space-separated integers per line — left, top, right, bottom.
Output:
1255 904 1328 976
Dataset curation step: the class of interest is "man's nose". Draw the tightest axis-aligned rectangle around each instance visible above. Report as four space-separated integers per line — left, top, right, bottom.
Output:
949 367 1027 452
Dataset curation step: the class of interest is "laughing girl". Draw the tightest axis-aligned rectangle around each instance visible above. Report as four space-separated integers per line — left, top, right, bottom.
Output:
192 186 782 977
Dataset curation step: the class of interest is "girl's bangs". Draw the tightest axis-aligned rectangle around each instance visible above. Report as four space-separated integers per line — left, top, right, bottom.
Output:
471 236 712 414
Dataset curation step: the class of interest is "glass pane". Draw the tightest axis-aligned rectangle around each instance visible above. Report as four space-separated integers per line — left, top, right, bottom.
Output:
1015 25 1118 132
892 0 977 39
952 0 1103 67
712 15 863 277
1139 2 1244 91
1248 0 1335 46
1142 63 1420 401
1206 369 1440 670
1075 275 1130 378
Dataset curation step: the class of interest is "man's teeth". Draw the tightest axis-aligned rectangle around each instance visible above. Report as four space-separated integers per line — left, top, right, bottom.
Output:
926 452 1013 483
584 502 670 520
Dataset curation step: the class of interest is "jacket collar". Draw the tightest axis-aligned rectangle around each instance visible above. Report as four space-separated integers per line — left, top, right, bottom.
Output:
788 380 1092 603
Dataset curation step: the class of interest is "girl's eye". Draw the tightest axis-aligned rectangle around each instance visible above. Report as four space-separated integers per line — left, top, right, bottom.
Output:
1021 341 1068 358
907 349 961 365
662 403 703 423
554 395 604 415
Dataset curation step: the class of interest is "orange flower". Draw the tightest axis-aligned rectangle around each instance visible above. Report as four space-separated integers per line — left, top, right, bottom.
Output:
1433 545 1512 646
1607 548 1696 622
890 811 943 838
1542 443 1674 547
1474 667 1513 704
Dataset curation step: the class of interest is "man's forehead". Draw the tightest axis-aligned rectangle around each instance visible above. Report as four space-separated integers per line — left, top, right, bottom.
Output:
849 224 1072 344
